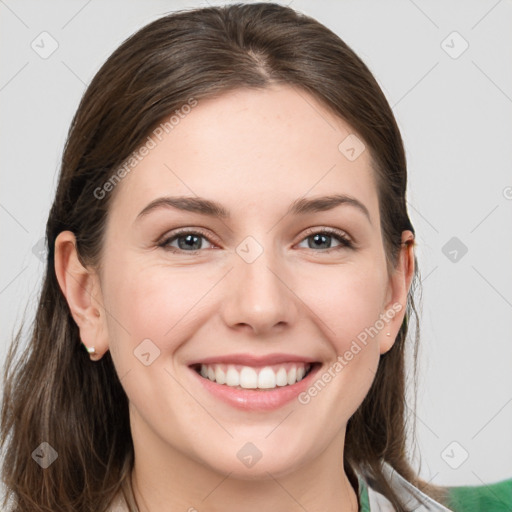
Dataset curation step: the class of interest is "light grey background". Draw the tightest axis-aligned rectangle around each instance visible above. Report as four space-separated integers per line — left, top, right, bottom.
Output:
1 0 511 489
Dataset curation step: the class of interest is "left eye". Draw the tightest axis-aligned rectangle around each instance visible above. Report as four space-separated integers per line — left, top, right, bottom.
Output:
297 228 353 251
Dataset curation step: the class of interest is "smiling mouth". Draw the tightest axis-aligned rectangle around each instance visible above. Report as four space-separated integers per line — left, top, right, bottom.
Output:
190 362 319 390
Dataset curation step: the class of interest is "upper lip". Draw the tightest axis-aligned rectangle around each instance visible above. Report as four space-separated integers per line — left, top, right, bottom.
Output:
188 353 318 367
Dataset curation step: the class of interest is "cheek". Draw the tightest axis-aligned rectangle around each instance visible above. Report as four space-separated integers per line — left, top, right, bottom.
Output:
293 266 386 421
101 259 206 420
294 261 388 350
104 262 197 351
101 252 229 383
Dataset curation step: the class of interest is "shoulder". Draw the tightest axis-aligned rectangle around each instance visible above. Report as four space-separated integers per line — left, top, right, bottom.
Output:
357 463 512 512
444 478 512 512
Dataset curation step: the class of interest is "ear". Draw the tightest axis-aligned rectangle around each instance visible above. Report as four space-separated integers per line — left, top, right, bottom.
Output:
54 231 109 360
379 230 415 354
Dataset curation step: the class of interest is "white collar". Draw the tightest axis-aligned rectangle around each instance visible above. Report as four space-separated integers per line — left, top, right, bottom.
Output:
361 461 453 511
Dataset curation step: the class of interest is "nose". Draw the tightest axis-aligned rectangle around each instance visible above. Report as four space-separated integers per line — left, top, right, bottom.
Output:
220 240 298 336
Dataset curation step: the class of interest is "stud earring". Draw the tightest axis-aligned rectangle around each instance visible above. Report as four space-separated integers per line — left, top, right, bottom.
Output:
81 341 96 355
386 332 391 336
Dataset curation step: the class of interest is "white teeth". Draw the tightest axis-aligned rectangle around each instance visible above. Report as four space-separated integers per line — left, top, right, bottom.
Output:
258 366 276 389
197 362 312 389
275 367 288 387
287 366 296 385
225 366 240 387
215 366 226 385
240 366 258 389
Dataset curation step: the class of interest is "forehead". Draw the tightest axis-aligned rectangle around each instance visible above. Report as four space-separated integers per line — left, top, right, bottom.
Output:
107 84 378 225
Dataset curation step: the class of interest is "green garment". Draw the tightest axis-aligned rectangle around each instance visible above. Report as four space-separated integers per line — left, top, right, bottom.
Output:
358 475 512 511
444 478 512 512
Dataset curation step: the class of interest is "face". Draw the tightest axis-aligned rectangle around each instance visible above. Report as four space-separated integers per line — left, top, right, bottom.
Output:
59 84 412 480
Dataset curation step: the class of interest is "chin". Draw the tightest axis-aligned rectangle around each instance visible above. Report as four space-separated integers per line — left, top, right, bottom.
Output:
196 446 308 481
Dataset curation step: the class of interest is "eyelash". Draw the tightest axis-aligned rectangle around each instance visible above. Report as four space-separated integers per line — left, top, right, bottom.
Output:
157 227 354 254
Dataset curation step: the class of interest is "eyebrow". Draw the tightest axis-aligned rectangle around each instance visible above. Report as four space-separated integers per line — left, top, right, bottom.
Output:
135 194 371 224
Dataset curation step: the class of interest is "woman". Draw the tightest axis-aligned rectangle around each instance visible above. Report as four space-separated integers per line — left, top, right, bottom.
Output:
1 3 510 511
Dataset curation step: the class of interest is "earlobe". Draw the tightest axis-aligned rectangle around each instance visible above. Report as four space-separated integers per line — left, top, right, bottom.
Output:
379 230 415 355
54 231 109 360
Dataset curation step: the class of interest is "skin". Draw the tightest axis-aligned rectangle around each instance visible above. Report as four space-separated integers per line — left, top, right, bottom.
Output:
55 84 414 512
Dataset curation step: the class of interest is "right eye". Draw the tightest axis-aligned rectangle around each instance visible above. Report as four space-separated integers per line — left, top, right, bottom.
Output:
158 228 217 254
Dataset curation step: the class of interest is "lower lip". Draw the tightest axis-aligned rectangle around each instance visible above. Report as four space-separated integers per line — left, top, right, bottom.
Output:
189 364 321 411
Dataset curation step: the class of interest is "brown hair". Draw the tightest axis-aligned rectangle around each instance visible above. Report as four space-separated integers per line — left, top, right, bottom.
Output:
1 3 448 511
